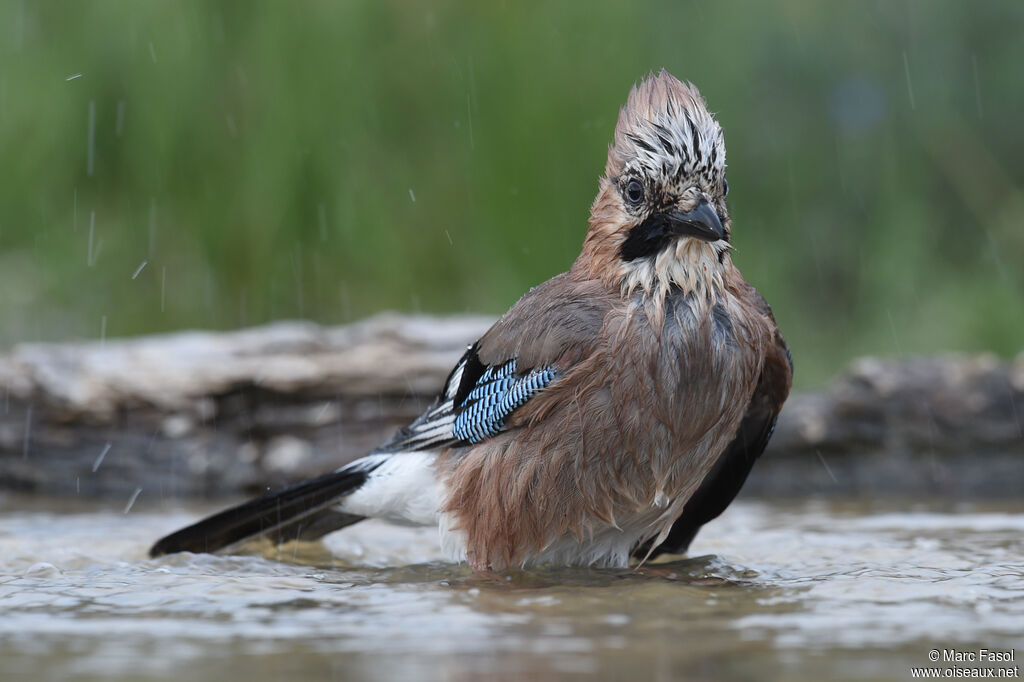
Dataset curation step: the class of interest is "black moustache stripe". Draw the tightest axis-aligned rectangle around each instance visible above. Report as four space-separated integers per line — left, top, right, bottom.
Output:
619 213 676 261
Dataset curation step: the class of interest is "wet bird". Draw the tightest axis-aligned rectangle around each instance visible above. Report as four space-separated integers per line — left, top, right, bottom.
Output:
150 71 792 571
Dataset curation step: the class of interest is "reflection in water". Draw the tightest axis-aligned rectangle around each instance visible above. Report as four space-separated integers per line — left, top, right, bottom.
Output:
0 495 1021 681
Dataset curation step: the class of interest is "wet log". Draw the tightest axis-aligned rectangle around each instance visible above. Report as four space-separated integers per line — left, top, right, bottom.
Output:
1 314 1021 501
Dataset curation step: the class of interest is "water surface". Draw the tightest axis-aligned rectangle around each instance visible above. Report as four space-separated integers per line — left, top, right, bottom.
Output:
1 495 1021 681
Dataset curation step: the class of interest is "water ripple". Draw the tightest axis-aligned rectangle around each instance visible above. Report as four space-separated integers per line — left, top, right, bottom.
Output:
1 496 1022 681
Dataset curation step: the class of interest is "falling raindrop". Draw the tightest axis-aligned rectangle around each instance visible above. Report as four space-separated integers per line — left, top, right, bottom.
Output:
339 280 351 321
87 100 96 176
116 100 126 137
13 0 24 52
148 41 157 63
444 229 453 246
886 308 903 355
65 73 83 82
293 244 304 316
22 405 32 459
816 450 838 483
409 188 416 203
984 230 1008 284
971 55 983 120
132 261 148 279
92 443 111 472
123 487 143 514
148 198 157 256
902 52 916 110
100 315 107 347
204 269 214 312
834 137 847 194
87 211 96 266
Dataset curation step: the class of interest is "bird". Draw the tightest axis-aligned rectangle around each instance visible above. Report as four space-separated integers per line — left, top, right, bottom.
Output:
150 70 792 571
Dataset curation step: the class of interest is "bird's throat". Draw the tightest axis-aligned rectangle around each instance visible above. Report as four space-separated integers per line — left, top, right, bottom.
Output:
618 238 728 305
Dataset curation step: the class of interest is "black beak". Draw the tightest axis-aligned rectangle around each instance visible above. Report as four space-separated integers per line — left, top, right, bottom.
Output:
666 198 724 243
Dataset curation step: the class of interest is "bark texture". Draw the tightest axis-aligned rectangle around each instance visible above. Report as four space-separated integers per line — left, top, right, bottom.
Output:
1 314 1021 500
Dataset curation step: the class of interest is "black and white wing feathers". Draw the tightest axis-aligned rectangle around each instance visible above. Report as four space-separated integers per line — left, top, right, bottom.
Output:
374 343 560 454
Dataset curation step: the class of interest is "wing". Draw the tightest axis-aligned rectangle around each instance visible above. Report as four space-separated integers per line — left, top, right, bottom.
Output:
375 273 612 454
641 302 794 559
374 343 561 453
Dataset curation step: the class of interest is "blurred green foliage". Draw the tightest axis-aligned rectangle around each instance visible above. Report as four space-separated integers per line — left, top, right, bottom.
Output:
1 1 1022 386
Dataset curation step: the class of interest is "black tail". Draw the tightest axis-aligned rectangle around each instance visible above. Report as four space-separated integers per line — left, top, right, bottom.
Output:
149 464 376 557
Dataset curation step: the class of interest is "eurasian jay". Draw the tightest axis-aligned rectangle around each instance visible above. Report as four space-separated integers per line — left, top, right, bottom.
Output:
150 70 793 571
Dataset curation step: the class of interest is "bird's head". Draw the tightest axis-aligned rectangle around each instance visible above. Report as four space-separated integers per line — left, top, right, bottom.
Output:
579 71 731 301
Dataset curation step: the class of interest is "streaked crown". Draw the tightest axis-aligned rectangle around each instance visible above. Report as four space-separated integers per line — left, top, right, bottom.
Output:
607 71 726 198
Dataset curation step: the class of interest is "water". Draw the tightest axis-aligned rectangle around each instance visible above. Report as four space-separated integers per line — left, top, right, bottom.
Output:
1 495 1021 681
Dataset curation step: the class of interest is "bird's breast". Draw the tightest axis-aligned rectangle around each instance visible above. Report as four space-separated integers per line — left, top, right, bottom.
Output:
618 288 766 494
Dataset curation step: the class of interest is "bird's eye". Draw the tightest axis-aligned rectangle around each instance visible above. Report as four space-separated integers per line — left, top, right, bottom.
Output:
723 179 730 197
625 180 644 205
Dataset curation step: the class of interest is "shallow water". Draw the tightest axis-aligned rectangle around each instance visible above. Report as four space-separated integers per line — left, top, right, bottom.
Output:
0 494 1021 682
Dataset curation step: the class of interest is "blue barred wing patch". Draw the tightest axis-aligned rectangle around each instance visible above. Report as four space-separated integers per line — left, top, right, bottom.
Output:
453 360 559 444
374 345 559 453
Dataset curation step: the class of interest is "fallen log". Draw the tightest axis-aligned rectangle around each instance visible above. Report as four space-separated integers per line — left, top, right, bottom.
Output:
1 314 1021 500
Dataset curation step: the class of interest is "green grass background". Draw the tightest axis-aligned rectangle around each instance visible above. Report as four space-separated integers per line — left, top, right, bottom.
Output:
1 1 1021 386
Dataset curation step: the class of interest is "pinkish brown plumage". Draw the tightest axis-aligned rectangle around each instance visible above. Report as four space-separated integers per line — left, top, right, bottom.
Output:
150 71 792 573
